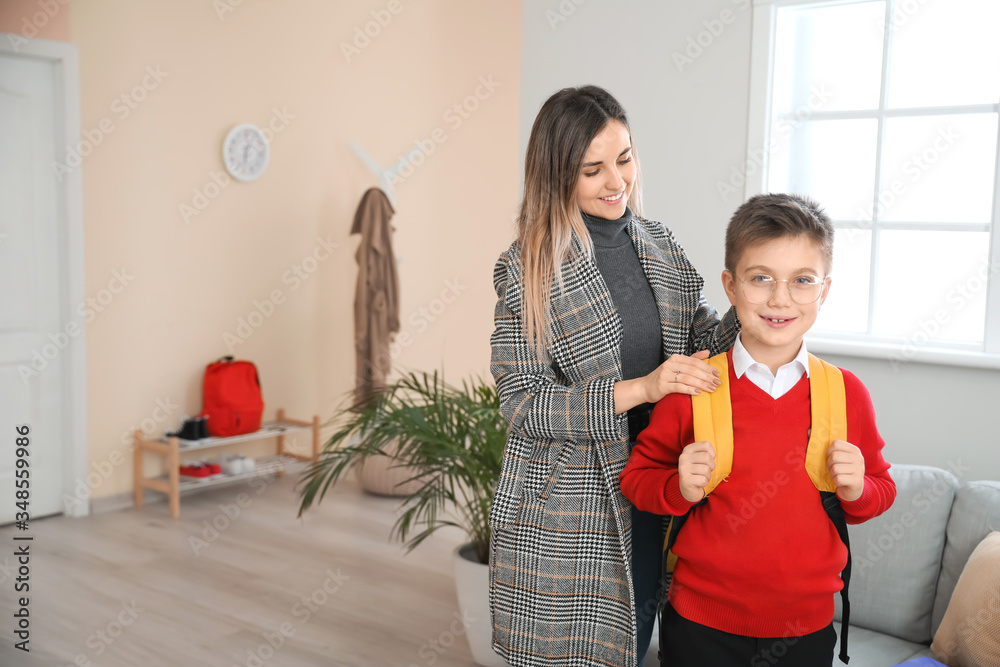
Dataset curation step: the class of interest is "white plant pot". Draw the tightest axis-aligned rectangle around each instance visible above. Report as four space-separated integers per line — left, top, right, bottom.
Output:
453 543 507 667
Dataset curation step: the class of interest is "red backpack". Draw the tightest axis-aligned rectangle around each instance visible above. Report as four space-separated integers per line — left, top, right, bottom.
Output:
199 356 264 437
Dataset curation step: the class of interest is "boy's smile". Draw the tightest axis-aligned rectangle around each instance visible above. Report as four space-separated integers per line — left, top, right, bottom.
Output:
722 235 831 374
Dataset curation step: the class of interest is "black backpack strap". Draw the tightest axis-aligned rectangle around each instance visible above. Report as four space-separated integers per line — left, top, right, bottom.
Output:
656 508 695 666
821 490 852 664
658 498 707 612
658 513 684 612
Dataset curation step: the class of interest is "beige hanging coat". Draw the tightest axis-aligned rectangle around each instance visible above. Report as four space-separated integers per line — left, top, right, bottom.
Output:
351 188 400 405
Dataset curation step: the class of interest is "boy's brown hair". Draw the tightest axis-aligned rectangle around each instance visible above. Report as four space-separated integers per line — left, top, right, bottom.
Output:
725 193 834 275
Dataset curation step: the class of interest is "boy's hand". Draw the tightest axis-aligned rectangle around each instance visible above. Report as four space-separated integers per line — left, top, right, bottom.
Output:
678 441 716 503
827 439 865 502
642 350 722 403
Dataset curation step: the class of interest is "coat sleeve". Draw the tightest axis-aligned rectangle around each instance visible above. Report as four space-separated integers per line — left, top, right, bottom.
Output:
383 224 401 335
689 297 740 357
839 370 896 524
490 250 625 445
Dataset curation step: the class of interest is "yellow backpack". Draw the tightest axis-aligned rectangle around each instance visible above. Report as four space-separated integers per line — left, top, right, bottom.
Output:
658 352 853 663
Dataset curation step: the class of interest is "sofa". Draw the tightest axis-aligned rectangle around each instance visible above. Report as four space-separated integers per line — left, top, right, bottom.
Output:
644 463 1000 667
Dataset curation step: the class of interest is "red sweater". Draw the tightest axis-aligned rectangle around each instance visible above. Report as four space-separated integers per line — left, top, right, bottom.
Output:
619 352 895 637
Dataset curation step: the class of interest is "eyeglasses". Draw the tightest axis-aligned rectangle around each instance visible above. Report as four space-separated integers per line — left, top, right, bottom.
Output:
734 273 828 305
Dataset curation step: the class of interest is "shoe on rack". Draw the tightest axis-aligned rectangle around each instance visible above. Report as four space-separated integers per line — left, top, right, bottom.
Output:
196 416 210 440
167 418 203 441
221 455 243 476
241 457 255 474
179 463 212 478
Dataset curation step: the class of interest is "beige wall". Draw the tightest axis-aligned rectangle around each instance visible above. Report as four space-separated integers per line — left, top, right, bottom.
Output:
8 0 521 501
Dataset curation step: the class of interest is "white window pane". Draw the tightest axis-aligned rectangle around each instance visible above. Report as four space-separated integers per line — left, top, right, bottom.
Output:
768 119 878 221
873 230 989 343
879 113 998 224
888 0 1000 109
815 229 872 334
774 2 885 114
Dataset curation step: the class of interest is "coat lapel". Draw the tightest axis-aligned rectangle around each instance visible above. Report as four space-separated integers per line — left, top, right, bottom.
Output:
631 218 707 359
627 218 693 362
548 233 623 383
549 219 687 382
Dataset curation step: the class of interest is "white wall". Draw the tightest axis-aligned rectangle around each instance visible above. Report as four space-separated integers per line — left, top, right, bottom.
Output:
521 0 999 481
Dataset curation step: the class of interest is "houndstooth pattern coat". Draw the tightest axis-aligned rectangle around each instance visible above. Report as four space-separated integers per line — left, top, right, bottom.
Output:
489 216 740 667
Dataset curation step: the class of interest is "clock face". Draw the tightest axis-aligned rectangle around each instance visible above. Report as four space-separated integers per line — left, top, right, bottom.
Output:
223 124 270 182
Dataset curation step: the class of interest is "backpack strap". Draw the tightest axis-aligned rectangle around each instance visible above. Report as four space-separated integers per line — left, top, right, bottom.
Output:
823 489 852 664
659 498 705 610
807 353 852 664
660 353 730 593
692 352 733 495
805 354 845 493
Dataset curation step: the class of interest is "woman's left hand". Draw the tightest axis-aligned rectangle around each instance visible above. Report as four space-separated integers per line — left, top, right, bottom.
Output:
640 350 722 404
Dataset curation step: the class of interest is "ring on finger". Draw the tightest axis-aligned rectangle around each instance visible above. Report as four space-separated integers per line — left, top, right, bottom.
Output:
674 370 681 383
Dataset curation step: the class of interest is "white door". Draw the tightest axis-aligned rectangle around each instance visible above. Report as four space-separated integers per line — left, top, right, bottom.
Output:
0 39 87 523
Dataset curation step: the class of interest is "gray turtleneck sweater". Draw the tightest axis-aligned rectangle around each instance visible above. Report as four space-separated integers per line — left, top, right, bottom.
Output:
581 208 663 387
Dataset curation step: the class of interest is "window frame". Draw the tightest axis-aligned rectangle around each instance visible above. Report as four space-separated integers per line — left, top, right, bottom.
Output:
746 0 1000 370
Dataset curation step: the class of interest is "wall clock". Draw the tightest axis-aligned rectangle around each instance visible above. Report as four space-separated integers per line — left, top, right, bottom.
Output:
222 123 270 182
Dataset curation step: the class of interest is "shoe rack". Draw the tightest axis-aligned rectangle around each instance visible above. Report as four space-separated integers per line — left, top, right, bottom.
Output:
132 408 320 518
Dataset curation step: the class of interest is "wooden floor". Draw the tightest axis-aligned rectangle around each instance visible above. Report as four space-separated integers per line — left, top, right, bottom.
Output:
0 470 661 666
0 469 480 666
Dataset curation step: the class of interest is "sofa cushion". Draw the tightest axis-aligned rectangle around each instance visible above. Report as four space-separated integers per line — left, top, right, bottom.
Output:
931 481 1000 634
835 464 958 643
930 531 1000 666
831 621 934 667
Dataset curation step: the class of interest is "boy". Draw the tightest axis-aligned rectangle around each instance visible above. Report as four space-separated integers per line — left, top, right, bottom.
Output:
619 193 896 666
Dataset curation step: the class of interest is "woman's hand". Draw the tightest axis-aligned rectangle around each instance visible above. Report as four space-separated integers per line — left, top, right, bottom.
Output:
640 350 722 404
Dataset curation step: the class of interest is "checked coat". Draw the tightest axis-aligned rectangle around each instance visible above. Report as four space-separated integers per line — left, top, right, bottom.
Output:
488 216 740 667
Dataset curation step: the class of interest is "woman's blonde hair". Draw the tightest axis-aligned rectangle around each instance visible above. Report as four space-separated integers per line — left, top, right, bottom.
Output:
518 85 643 358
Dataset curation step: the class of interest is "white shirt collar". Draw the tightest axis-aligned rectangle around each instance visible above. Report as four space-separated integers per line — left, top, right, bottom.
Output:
732 334 810 380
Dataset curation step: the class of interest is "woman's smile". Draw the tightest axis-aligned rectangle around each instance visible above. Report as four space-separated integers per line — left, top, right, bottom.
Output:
575 120 635 219
599 190 625 203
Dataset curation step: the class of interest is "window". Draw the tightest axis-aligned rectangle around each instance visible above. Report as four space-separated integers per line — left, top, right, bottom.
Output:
746 0 1000 368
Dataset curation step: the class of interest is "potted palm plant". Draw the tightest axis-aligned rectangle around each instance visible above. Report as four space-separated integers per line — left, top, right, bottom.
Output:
297 369 508 666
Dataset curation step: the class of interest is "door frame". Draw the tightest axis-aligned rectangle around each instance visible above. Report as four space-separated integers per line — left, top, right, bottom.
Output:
0 36 88 518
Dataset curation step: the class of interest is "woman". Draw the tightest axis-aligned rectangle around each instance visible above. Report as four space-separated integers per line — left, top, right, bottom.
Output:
488 86 740 667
